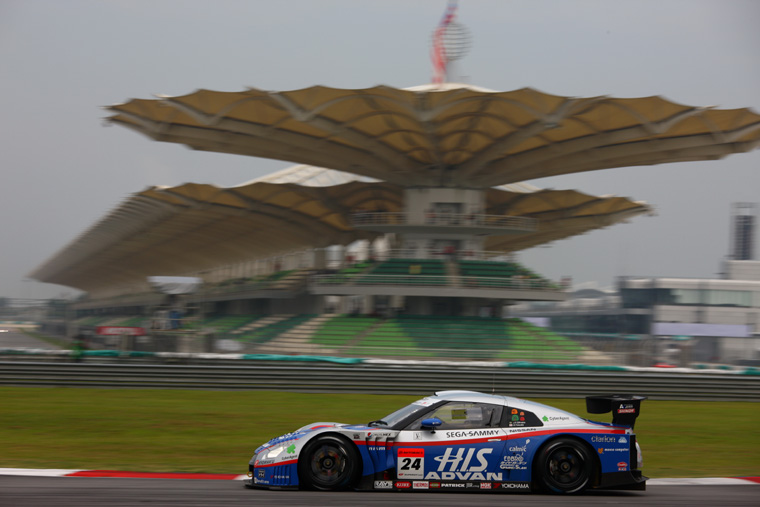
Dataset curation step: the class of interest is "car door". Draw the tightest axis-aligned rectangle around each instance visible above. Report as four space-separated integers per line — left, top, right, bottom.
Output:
500 404 545 482
392 401 506 488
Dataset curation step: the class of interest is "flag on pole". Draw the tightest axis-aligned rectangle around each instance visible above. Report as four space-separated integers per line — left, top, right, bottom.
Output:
431 0 458 85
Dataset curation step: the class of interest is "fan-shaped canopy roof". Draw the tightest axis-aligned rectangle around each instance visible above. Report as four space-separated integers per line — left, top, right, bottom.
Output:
106 84 760 188
29 166 651 292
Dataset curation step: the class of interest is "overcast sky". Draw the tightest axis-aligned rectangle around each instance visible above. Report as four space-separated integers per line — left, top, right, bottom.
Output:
1 0 759 299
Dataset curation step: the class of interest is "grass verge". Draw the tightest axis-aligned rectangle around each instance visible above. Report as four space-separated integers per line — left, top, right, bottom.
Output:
1 387 757 477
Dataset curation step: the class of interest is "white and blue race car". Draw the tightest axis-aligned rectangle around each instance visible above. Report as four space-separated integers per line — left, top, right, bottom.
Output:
245 390 646 494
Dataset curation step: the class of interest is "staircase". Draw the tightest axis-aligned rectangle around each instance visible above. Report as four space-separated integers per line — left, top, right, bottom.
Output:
253 314 338 355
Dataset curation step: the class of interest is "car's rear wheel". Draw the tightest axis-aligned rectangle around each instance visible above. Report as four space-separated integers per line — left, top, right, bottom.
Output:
298 435 359 491
535 438 594 494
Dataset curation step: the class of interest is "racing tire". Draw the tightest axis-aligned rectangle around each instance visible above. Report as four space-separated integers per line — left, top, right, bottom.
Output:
298 435 360 491
534 438 594 494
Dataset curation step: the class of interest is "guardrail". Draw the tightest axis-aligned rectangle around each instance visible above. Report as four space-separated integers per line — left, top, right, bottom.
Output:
0 360 757 401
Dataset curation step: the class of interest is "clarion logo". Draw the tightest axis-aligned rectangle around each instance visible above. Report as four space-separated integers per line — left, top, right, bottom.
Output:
591 435 617 443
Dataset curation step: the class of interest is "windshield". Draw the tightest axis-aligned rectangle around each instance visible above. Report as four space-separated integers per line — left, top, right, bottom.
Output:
369 398 438 428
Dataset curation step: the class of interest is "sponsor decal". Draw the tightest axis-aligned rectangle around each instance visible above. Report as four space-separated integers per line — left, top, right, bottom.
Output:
618 437 628 444
500 455 527 471
430 482 441 488
592 435 618 443
395 481 412 489
480 482 492 489
374 481 393 489
256 459 275 466
509 409 526 423
285 444 296 453
494 482 502 488
413 399 437 407
618 462 628 471
96 326 145 336
353 434 360 439
617 408 636 414
257 469 265 479
398 448 425 479
501 482 531 489
424 448 502 481
508 439 530 453
598 448 604 454
444 429 500 439
542 415 570 422
413 481 429 489
413 433 422 440
439 482 466 488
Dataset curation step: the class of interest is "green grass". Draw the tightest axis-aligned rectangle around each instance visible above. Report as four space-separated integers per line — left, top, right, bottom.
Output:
1 387 757 478
19 328 68 349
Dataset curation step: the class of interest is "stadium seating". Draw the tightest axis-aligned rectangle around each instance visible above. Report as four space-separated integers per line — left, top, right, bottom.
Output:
458 260 556 289
358 259 448 285
237 314 317 344
305 314 583 361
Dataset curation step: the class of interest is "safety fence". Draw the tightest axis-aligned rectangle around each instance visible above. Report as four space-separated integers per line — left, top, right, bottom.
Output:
0 354 757 401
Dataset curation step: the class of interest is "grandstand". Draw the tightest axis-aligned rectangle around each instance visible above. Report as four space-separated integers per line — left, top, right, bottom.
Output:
27 84 760 363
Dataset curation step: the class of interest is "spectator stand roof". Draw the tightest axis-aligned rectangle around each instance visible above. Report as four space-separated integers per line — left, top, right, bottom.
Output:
28 164 651 293
30 84 760 293
106 84 760 188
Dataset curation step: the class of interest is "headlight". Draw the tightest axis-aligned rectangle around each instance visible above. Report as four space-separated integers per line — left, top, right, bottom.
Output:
266 445 285 459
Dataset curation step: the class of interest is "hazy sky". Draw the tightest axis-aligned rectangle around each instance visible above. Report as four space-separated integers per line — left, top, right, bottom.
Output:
1 0 759 299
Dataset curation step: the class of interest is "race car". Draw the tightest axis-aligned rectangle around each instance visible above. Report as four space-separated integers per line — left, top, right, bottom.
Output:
245 390 646 494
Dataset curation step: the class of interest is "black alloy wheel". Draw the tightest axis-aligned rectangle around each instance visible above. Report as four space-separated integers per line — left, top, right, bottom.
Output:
535 438 594 494
298 435 359 491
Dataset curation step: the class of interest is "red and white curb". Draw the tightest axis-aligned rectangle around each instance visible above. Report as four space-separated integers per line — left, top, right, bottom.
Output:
1 469 758 485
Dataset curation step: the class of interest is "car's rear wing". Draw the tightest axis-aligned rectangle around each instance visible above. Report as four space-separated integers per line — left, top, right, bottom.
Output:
585 394 647 429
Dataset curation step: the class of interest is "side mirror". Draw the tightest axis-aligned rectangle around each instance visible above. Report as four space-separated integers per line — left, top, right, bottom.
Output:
420 417 443 432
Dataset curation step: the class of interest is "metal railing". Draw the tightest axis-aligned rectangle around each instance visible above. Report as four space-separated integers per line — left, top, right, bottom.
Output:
351 212 537 231
0 360 757 401
311 274 561 291
377 249 516 262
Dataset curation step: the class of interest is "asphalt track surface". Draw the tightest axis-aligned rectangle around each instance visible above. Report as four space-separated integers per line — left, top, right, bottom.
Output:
0 328 59 349
1 476 758 507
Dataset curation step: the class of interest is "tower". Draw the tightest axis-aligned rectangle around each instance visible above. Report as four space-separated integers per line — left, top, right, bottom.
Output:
730 202 757 261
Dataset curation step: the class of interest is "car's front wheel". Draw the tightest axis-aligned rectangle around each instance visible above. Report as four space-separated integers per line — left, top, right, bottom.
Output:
298 435 359 491
534 438 594 494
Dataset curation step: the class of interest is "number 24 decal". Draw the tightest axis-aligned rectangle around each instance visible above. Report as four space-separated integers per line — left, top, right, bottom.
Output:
400 457 422 470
